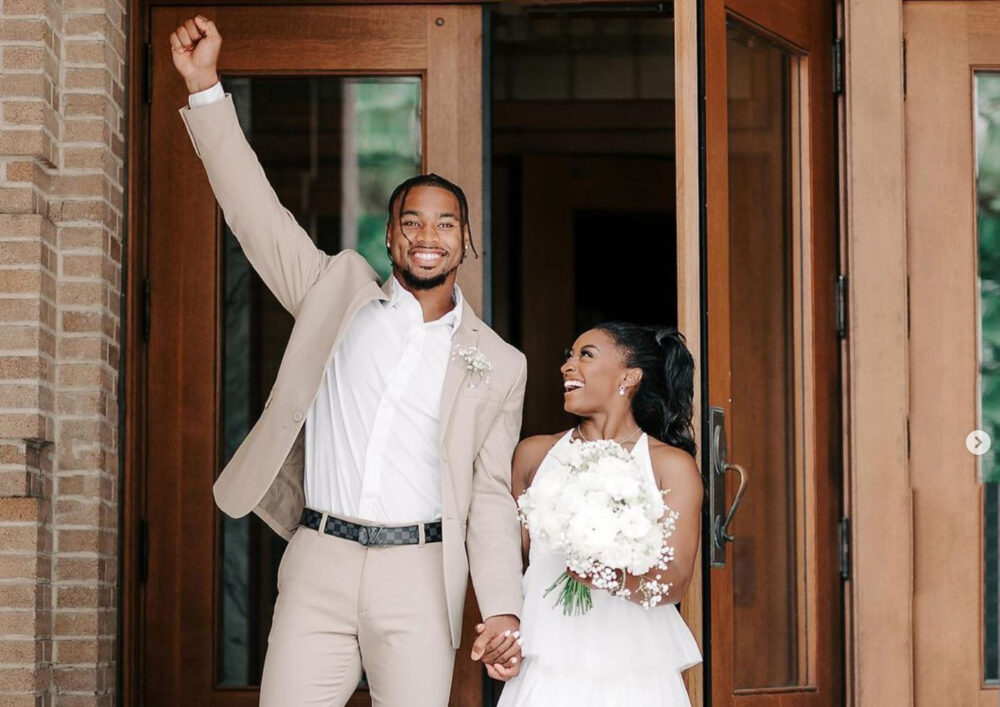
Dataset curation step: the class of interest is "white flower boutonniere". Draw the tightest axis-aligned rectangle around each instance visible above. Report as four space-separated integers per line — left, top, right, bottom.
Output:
452 344 493 388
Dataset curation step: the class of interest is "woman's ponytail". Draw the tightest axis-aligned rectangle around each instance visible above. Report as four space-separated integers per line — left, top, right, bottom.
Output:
595 323 697 458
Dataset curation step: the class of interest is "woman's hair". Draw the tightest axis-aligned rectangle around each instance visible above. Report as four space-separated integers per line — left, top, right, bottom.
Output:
595 322 697 458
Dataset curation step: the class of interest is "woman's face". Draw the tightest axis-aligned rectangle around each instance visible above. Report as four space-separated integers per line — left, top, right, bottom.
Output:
560 328 633 416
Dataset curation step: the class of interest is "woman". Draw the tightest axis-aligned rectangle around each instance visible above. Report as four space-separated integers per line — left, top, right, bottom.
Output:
496 323 704 706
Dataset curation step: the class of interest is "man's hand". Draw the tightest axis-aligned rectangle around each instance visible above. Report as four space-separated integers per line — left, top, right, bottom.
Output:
471 614 522 680
169 15 222 93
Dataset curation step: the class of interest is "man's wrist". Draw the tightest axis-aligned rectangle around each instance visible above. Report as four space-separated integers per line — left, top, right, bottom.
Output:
185 71 220 94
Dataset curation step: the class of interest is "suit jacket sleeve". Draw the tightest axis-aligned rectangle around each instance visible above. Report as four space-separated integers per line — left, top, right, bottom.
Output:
466 354 528 620
178 94 329 315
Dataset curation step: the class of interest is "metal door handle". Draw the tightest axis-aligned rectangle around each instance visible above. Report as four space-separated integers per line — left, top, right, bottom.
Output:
713 463 748 548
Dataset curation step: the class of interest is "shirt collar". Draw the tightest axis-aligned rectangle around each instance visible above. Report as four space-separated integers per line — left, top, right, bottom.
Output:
386 276 463 332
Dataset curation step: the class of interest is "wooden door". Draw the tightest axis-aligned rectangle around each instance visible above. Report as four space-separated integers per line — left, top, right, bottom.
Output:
144 7 483 705
702 0 842 703
905 4 1000 704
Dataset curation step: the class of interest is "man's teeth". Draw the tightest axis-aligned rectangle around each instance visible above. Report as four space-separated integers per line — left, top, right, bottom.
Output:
413 251 443 262
564 380 584 390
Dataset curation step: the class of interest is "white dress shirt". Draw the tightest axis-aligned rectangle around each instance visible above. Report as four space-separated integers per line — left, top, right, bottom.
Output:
190 83 463 523
304 278 462 523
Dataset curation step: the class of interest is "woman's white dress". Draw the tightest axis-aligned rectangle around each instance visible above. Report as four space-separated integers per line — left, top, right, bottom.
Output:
497 430 703 707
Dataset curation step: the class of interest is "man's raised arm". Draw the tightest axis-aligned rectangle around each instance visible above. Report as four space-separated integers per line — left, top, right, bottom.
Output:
169 15 328 314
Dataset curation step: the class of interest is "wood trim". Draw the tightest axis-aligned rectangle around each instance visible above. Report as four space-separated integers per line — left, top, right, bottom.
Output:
904 3 1000 704
427 5 484 313
122 0 152 701
843 0 914 704
674 0 705 704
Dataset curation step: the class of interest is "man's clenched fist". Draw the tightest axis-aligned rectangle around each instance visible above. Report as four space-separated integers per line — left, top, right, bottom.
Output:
169 15 221 93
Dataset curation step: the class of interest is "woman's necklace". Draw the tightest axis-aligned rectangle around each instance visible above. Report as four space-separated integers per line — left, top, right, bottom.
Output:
575 423 643 446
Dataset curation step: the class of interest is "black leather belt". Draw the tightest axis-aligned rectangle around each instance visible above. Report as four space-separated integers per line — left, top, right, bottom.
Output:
300 508 443 546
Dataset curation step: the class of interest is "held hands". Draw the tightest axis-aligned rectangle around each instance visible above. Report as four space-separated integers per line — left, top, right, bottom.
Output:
470 614 522 681
169 15 222 93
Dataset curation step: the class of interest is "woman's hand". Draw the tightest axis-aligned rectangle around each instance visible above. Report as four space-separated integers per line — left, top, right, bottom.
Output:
565 567 596 589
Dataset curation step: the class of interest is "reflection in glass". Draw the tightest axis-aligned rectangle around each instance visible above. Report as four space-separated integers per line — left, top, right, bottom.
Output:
216 76 422 687
975 71 1000 683
726 20 809 689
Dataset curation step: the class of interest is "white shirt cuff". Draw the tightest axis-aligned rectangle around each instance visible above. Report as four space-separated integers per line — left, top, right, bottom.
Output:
188 81 225 109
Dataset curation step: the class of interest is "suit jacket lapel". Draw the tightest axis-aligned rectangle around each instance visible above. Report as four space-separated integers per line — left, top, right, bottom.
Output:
439 305 480 446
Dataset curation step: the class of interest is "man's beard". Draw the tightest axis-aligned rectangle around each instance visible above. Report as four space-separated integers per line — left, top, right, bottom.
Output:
397 262 457 291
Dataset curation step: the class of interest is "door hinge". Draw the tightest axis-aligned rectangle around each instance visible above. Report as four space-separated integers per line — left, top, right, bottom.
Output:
832 38 844 96
905 274 911 339
906 415 911 458
835 274 847 340
142 278 151 342
839 517 851 580
145 41 153 104
139 518 149 583
902 38 907 101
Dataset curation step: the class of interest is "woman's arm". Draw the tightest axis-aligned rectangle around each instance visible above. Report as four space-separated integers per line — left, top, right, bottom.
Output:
570 442 704 607
511 434 564 568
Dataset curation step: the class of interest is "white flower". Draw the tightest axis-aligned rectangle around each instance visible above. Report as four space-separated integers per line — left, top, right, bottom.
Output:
452 345 493 387
517 437 679 614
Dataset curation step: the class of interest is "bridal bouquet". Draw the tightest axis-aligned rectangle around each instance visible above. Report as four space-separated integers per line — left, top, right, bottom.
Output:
517 437 678 615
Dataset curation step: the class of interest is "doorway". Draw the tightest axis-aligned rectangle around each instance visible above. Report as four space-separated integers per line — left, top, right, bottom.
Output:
130 1 843 705
489 8 680 438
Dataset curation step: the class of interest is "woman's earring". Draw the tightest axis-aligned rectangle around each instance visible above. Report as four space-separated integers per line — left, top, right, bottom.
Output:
618 383 627 396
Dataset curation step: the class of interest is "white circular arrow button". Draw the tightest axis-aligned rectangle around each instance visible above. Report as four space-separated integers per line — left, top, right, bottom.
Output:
967 430 992 456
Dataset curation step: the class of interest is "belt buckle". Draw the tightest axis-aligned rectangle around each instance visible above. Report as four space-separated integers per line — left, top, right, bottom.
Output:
358 525 383 546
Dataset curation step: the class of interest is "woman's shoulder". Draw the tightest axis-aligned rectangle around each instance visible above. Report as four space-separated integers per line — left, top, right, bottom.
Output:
513 432 570 486
515 432 567 464
645 437 703 496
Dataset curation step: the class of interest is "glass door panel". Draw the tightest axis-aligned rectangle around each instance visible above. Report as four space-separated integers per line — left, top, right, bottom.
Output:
726 21 813 691
145 7 482 706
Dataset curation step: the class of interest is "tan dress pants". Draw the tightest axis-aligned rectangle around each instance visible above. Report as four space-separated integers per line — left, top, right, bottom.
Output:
259 518 456 707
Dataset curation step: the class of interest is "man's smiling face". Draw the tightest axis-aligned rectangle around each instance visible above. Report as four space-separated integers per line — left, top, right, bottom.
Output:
386 185 469 291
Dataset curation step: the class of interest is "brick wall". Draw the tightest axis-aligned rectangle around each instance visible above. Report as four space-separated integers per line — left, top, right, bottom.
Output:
0 0 125 699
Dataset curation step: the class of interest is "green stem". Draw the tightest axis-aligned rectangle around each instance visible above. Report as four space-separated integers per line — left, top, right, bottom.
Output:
543 571 593 615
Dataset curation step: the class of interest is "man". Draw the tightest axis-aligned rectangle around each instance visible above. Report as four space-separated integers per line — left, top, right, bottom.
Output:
169 15 525 706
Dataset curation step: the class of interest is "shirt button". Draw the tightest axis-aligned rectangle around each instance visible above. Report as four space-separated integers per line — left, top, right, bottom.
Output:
292 410 303 422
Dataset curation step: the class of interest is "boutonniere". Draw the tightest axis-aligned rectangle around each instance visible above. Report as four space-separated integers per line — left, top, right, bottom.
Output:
452 344 493 388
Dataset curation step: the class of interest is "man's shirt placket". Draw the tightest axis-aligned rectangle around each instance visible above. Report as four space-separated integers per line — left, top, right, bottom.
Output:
357 311 426 519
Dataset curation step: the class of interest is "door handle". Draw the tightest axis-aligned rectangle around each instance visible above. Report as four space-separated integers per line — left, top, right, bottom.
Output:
708 406 750 566
714 463 748 547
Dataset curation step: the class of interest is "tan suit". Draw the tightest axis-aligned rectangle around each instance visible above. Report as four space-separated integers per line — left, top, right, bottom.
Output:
178 95 525 704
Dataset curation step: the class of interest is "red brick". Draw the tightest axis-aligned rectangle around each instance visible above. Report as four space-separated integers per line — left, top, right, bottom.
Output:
3 0 49 15
54 610 98 636
0 413 48 439
3 101 45 125
54 499 100 526
55 585 98 609
0 73 51 100
54 557 98 581
0 498 42 523
0 19 48 42
63 14 106 37
57 528 99 553
0 555 40 581
54 637 98 664
1 45 45 71
0 610 38 635
0 129 47 157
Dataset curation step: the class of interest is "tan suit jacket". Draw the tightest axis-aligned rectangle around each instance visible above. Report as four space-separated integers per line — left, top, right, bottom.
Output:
178 95 526 648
